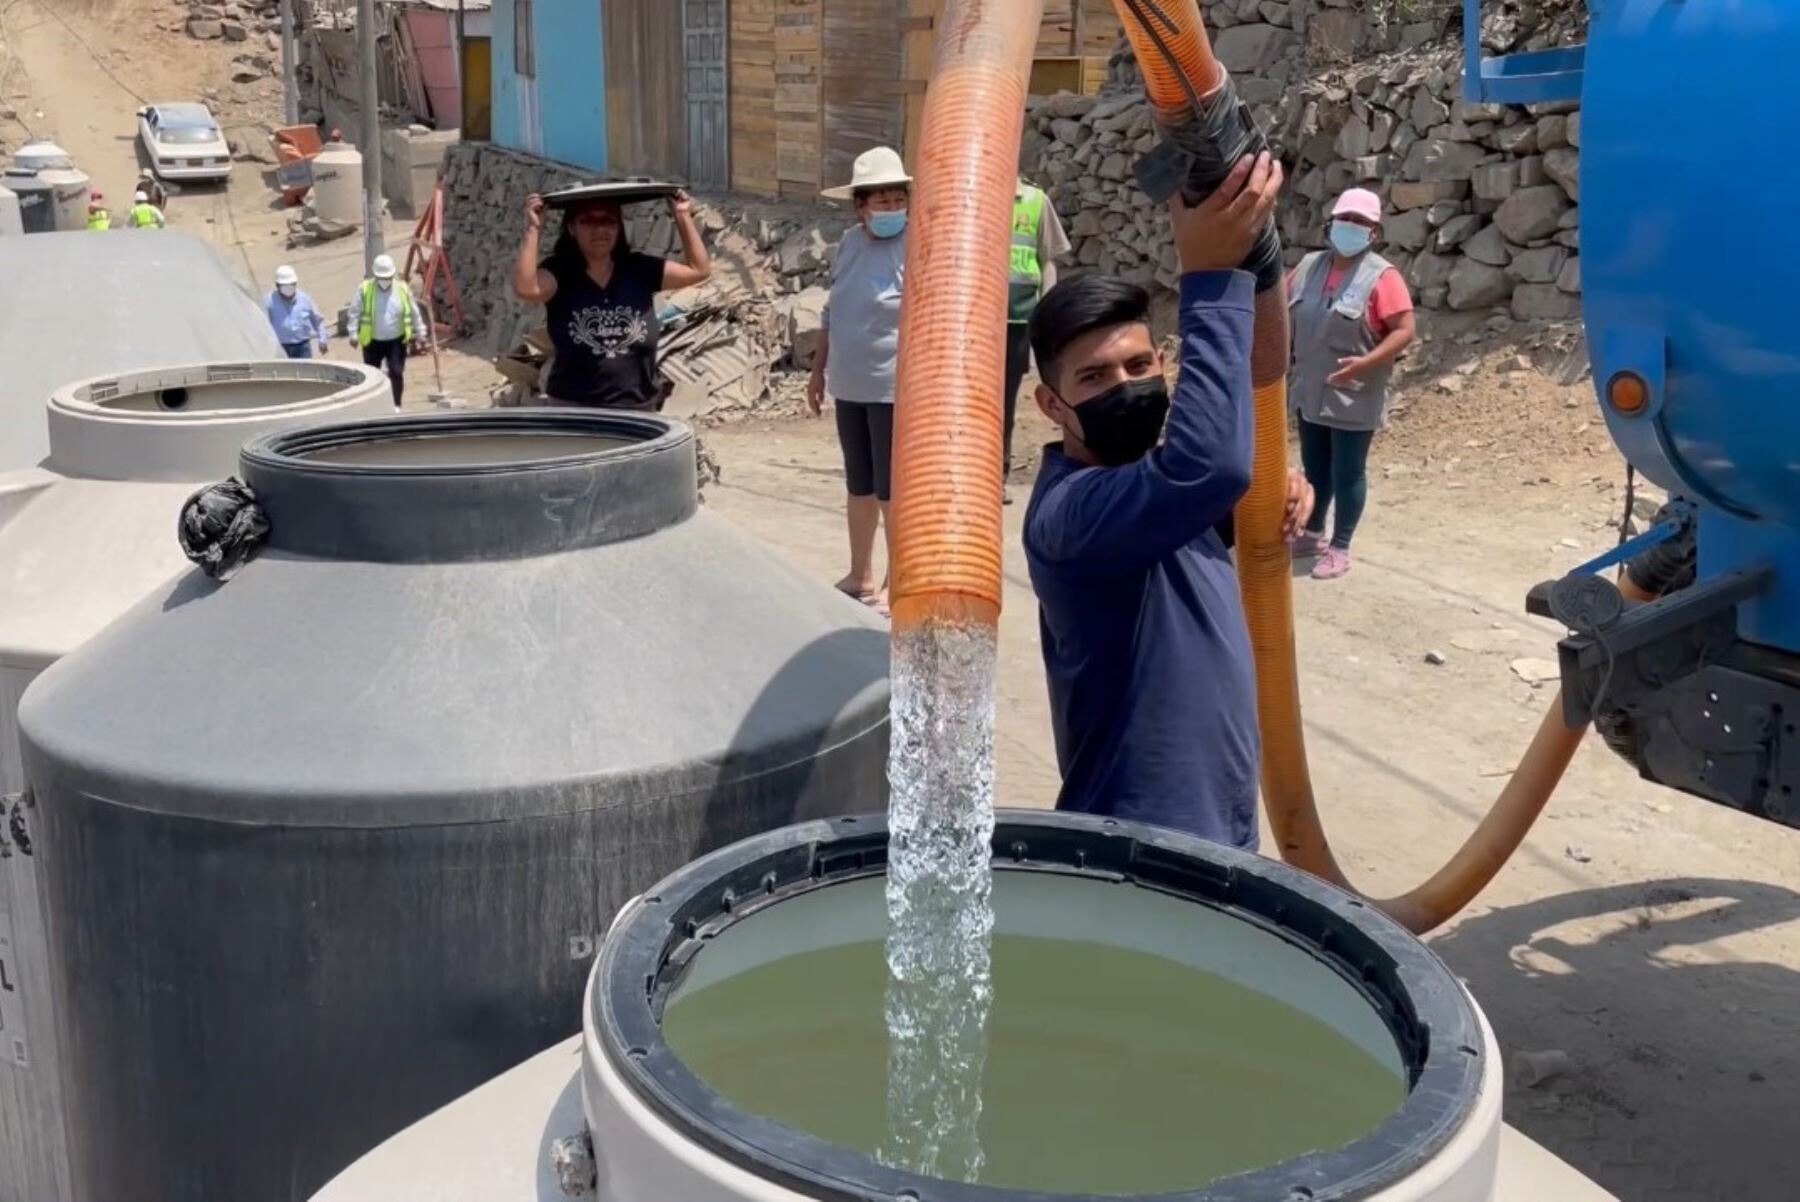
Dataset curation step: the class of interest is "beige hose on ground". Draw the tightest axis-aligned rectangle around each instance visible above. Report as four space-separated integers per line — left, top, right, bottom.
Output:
1109 0 1591 934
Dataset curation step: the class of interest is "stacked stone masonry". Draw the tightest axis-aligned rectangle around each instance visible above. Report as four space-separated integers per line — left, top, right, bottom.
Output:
1031 0 1585 319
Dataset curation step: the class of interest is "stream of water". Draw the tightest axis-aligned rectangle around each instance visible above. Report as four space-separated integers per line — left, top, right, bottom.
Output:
879 623 999 1182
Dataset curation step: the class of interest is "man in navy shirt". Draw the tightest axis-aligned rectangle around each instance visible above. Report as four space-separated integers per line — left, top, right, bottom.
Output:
1023 152 1287 848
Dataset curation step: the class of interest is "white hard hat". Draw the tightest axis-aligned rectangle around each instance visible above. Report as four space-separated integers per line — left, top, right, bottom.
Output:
134 191 148 203
371 254 397 279
821 146 911 201
274 265 299 287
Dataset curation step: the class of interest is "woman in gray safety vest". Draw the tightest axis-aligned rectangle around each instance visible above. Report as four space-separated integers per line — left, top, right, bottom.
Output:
1286 187 1417 580
1002 177 1070 502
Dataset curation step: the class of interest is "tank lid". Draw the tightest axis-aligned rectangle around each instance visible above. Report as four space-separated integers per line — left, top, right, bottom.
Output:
241 408 699 562
595 811 1488 1202
46 361 392 482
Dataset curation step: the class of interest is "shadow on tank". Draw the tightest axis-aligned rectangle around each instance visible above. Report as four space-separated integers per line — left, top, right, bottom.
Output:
1430 877 1800 1202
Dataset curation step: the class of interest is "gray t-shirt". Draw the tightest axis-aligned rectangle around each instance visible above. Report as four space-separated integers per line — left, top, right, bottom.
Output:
823 225 906 405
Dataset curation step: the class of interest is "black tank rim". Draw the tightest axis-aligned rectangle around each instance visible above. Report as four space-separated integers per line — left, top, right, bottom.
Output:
243 407 686 477
594 810 1488 1202
238 408 698 562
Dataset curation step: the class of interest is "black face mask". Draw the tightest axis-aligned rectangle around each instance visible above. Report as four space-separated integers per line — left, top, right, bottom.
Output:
1065 377 1171 466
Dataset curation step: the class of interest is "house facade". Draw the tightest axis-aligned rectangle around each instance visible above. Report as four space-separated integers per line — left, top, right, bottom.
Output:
486 0 1119 193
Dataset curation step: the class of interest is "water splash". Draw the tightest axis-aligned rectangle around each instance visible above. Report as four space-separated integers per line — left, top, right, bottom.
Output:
881 622 997 1182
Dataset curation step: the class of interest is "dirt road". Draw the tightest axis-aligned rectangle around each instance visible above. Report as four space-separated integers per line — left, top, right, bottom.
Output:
9 2 1800 1199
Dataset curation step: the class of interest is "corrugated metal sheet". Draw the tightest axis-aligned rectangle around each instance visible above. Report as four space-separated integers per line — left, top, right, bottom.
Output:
683 0 728 191
400 9 460 126
823 0 904 188
604 0 688 179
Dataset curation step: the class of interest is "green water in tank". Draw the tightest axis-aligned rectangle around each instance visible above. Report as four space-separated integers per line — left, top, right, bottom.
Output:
661 934 1407 1195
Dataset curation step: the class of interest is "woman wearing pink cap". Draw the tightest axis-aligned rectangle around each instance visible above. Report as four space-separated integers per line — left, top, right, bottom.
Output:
1286 187 1416 579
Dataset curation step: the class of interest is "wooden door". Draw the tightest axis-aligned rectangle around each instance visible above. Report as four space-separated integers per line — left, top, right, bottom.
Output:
683 0 729 191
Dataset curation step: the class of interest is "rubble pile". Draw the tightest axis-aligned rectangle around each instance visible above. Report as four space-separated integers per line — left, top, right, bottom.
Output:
1025 0 1587 318
183 0 285 58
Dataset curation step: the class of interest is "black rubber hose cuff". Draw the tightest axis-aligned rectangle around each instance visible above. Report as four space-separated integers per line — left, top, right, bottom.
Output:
179 478 270 582
1133 69 1284 293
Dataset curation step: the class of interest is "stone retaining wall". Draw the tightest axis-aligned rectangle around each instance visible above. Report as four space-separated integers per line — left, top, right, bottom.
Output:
1026 0 1585 319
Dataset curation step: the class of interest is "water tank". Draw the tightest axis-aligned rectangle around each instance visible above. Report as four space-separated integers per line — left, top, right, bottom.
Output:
10 141 74 172
1 231 282 473
16 409 891 1202
1581 1 1800 648
0 185 20 237
40 169 89 231
311 142 365 226
0 361 394 1202
4 169 56 234
584 814 1515 1202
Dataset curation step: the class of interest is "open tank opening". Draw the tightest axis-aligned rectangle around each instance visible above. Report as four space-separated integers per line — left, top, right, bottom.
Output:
264 411 666 471
596 815 1485 1201
69 363 368 417
661 872 1406 1194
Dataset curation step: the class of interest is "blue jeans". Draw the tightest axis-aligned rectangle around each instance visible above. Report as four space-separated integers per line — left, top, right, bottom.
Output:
1298 417 1376 551
282 342 313 359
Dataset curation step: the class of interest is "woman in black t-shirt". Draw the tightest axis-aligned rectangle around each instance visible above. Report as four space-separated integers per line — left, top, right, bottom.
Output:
513 191 712 410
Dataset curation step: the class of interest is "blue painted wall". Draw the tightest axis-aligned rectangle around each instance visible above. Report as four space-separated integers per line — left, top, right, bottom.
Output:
492 0 521 151
538 1 608 170
489 0 608 171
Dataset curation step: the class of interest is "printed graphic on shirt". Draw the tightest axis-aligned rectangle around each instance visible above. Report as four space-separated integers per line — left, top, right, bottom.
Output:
568 304 651 359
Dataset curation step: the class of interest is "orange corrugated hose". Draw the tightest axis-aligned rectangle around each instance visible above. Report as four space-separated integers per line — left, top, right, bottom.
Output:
1111 0 1589 934
888 0 1045 633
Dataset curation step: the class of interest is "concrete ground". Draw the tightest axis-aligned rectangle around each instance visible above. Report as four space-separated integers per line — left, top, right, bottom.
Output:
9 2 1800 1199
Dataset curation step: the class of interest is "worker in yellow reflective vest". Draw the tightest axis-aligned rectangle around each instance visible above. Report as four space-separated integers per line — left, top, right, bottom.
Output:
1004 175 1071 502
127 191 166 228
85 190 111 230
349 253 421 408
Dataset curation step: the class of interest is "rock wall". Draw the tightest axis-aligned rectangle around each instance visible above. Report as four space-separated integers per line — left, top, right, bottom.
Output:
1025 0 1586 319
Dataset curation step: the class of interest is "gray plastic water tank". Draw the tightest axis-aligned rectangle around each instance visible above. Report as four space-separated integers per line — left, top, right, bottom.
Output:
16 409 891 1202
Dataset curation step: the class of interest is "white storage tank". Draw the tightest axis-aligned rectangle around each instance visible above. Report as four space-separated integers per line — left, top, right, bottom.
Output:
0 185 20 237
0 360 393 1202
311 141 365 227
40 170 90 232
312 814 1622 1202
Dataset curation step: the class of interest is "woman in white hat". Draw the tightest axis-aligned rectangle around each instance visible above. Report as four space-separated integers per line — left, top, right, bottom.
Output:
806 146 911 617
1285 186 1416 580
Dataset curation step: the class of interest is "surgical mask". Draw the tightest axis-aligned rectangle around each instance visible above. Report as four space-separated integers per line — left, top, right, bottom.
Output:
377 278 394 291
1329 220 1373 257
868 209 908 240
277 284 296 299
1065 377 1171 467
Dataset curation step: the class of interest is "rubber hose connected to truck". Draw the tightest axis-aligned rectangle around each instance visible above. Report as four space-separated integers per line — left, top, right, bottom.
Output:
1111 0 1588 934
888 0 1045 634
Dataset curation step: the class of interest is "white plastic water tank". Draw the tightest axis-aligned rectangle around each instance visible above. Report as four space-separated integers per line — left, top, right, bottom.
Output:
10 141 74 172
310 816 1622 1202
38 170 90 232
311 143 365 227
0 360 392 1202
0 186 20 237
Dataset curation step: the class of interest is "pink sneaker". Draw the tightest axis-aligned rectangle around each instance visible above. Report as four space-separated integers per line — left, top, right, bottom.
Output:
1290 532 1328 558
1311 547 1352 580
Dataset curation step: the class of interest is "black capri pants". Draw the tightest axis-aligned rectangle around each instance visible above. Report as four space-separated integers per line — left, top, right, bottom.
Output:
834 400 895 502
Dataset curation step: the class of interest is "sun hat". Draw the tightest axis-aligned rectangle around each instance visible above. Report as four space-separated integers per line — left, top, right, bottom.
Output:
822 146 912 201
1331 188 1384 224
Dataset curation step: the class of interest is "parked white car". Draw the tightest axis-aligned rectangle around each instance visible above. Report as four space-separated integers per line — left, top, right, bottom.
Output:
137 103 231 183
